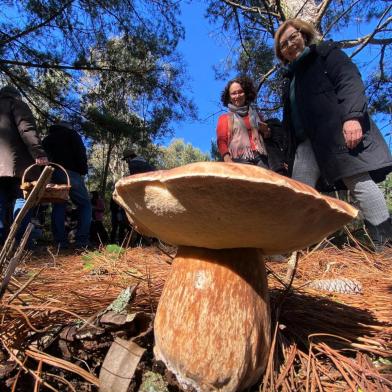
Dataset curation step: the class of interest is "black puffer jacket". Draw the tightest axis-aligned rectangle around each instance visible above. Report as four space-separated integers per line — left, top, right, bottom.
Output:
43 124 88 175
282 41 392 188
0 90 46 178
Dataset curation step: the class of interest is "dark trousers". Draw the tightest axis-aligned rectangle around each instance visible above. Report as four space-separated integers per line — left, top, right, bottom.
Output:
90 220 109 245
110 211 129 244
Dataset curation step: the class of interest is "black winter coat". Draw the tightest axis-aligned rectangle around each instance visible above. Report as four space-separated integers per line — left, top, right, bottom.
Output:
0 92 46 178
42 125 88 175
282 41 392 188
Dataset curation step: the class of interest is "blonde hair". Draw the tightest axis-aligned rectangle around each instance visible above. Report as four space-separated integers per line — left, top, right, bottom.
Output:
274 19 321 64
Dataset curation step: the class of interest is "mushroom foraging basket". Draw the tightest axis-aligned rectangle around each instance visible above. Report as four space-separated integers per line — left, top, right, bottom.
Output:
21 163 71 203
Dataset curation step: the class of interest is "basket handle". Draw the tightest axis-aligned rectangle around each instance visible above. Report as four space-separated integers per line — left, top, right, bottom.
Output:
22 162 71 187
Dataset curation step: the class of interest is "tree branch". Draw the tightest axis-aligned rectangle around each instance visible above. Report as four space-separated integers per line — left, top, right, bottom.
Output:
0 0 74 46
379 44 386 81
350 11 392 57
340 37 392 48
257 64 278 92
315 0 333 27
322 0 361 39
221 0 279 17
272 0 286 21
0 65 57 121
0 59 156 76
233 7 251 60
259 0 278 36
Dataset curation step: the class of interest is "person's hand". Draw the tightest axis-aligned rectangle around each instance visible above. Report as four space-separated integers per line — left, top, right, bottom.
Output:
223 154 233 163
259 122 271 139
35 156 49 165
343 119 363 149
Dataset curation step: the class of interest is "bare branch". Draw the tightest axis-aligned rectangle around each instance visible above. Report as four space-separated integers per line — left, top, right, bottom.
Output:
322 0 361 39
379 45 386 81
0 59 156 77
340 37 392 48
221 0 279 17
315 0 333 27
0 1 74 46
350 11 392 57
233 7 252 59
257 64 278 92
273 0 287 21
259 0 278 36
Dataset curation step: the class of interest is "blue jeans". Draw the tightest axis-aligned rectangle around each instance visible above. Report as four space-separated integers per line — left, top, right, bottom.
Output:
13 196 33 245
51 170 92 248
0 177 33 245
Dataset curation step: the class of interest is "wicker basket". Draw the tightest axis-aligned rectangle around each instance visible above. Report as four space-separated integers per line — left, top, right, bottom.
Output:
21 163 71 203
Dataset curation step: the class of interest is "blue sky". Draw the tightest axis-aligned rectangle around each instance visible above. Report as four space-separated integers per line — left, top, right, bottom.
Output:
166 1 229 154
167 2 391 155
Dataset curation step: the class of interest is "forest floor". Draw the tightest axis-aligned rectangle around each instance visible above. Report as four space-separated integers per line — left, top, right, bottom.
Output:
0 243 391 391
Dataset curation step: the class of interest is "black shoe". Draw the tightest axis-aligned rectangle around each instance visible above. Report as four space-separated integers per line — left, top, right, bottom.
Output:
364 218 392 252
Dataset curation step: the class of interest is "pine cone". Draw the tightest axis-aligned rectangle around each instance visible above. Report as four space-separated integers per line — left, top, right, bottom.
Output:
309 278 362 294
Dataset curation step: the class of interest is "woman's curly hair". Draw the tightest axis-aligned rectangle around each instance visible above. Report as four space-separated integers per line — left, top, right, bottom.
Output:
220 76 257 107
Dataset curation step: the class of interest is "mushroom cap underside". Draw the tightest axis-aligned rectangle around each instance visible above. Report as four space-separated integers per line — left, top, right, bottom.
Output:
114 162 358 254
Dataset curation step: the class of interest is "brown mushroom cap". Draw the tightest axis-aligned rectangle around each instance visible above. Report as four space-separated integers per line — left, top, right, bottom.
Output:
114 162 358 254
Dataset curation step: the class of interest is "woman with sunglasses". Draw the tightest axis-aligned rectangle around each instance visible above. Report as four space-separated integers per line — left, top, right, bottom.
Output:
275 18 392 251
216 76 271 168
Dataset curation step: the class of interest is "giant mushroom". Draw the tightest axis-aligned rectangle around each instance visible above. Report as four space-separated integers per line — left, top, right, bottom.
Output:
113 162 358 392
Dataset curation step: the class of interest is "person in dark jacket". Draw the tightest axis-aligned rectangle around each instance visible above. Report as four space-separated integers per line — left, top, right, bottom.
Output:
43 121 92 249
0 85 48 244
274 19 392 251
122 147 155 175
121 146 155 246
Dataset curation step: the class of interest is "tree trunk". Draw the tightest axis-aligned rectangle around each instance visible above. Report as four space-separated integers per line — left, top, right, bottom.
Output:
275 0 318 22
101 138 114 195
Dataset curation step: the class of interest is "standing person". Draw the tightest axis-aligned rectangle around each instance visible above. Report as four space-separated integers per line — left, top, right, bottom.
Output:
90 191 108 245
121 146 155 246
275 19 392 251
122 147 155 175
42 121 92 249
110 196 128 244
0 85 48 244
216 76 271 168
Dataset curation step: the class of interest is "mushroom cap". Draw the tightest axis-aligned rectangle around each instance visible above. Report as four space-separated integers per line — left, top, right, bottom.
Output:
113 162 358 254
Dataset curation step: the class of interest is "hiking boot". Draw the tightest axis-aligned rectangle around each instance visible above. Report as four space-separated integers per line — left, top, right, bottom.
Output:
364 218 392 252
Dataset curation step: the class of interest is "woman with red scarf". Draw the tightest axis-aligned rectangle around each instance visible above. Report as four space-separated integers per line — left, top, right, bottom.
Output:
216 76 271 167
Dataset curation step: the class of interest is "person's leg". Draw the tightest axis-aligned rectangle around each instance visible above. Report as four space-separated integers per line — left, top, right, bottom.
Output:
51 202 67 247
342 172 391 250
0 178 20 240
97 221 109 243
13 195 33 244
89 220 98 244
292 139 321 188
110 211 118 243
0 181 14 244
67 171 92 248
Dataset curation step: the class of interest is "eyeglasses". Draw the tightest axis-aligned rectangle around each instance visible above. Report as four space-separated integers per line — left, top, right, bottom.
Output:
280 30 302 52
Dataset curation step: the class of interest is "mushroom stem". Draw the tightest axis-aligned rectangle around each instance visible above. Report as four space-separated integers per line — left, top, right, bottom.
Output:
154 246 271 392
